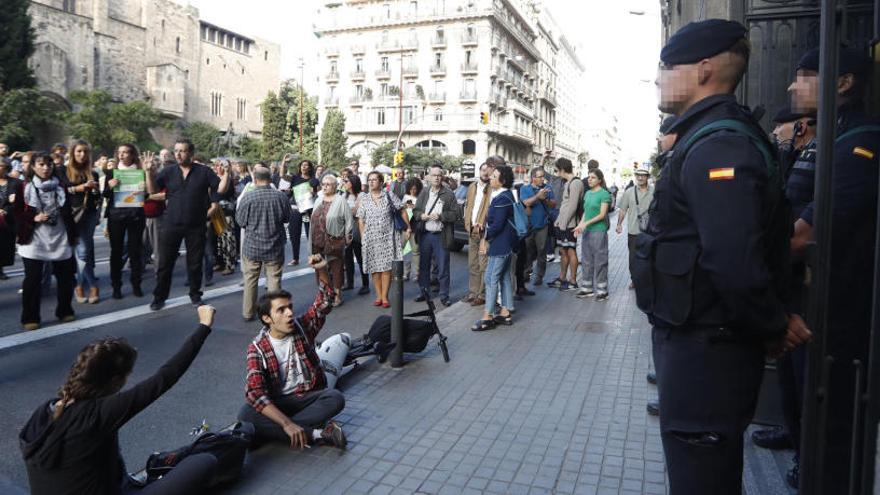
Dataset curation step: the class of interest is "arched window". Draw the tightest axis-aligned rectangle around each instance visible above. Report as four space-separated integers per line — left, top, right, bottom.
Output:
175 37 181 53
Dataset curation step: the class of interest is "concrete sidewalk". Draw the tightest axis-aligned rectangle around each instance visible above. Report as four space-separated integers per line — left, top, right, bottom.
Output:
221 230 794 495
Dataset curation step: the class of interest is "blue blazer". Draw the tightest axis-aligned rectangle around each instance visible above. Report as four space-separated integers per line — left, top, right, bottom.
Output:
485 189 517 256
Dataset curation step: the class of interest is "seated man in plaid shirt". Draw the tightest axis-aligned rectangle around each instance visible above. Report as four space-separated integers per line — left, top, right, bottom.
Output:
237 254 347 449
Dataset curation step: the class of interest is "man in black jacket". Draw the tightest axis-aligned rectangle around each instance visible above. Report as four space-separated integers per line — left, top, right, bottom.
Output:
412 164 458 306
638 20 811 494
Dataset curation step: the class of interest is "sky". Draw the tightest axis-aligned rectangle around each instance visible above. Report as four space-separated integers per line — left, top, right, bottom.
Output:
178 0 662 162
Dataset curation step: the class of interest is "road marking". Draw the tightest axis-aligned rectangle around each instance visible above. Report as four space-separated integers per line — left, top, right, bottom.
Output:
0 267 314 351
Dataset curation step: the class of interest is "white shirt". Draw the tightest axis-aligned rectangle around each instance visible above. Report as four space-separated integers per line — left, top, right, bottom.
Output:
470 181 489 225
268 334 306 396
425 188 444 232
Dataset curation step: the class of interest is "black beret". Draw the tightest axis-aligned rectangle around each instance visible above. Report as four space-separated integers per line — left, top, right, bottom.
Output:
660 19 747 65
659 115 678 134
772 106 809 124
796 46 871 75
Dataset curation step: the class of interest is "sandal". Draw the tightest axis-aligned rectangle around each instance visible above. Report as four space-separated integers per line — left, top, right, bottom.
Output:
471 319 496 332
493 314 513 326
381 301 391 308
373 299 382 307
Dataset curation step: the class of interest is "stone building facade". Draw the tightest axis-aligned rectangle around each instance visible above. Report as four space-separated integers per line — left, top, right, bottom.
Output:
315 0 549 170
27 0 281 142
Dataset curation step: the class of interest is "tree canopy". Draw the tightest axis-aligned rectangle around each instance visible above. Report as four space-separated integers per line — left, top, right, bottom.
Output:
319 109 347 170
0 0 36 90
64 90 164 155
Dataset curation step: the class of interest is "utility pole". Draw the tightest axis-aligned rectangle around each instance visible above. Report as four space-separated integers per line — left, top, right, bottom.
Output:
397 53 404 152
299 57 305 154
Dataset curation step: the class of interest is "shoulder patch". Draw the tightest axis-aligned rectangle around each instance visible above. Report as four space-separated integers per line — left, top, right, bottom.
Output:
853 147 875 160
708 167 735 181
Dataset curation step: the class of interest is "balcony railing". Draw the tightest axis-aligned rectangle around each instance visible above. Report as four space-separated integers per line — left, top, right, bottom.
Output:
461 61 478 73
401 36 419 50
431 36 447 48
430 63 446 75
323 96 339 106
350 69 366 79
325 46 339 56
459 90 478 101
351 45 366 54
349 95 367 105
376 39 400 52
427 92 446 103
461 32 478 46
326 71 339 81
375 68 391 79
402 65 419 77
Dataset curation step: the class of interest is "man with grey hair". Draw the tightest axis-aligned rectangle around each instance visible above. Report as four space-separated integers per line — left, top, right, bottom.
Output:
236 165 292 321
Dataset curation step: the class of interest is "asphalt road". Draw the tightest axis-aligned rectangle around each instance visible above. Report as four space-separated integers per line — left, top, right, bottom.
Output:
0 233 473 493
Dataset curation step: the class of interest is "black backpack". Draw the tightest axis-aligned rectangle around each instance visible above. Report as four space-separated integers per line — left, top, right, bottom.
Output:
143 421 254 487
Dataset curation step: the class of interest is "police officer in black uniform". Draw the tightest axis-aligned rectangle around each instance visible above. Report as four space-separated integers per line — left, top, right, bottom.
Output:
788 46 879 493
634 20 811 494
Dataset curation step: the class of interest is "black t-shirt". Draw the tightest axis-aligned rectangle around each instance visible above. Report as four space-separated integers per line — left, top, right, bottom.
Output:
155 163 220 229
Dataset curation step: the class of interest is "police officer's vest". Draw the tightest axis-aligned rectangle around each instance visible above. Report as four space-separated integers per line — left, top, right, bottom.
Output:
633 118 790 328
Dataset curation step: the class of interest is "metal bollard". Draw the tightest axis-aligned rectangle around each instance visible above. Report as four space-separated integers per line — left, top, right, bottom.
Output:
390 260 405 368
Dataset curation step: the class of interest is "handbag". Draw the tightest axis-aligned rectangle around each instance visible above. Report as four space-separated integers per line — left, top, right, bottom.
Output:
415 192 442 235
633 188 650 232
387 192 407 231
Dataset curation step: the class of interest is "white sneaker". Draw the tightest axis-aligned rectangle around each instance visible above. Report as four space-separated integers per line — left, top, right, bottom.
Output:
576 288 595 298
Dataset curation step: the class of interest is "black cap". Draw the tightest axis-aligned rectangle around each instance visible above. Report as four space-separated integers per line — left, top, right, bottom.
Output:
796 46 871 75
660 19 748 65
659 115 678 134
772 106 809 124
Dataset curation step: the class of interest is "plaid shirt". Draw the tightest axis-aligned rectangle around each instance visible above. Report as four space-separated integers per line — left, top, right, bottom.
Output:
245 281 335 412
235 185 291 262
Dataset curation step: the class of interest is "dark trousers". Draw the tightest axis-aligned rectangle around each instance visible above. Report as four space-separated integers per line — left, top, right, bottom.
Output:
777 345 806 454
153 225 206 302
627 234 638 283
344 240 369 288
122 453 217 495
108 214 145 290
237 389 345 444
652 327 764 495
22 256 75 325
515 240 527 290
418 232 449 299
288 210 310 262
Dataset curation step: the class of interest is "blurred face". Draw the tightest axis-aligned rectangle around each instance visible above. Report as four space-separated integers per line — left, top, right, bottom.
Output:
117 146 134 166
34 157 53 179
0 143 8 157
367 174 381 192
342 177 351 191
657 62 700 114
300 162 310 176
73 145 89 166
428 167 443 188
0 162 8 178
490 169 502 189
159 149 172 162
658 133 677 153
315 166 325 177
173 143 193 166
530 170 545 187
478 164 491 183
263 297 295 336
587 172 600 189
772 121 797 148
349 161 359 173
409 185 419 196
321 176 337 195
635 173 649 186
788 70 819 114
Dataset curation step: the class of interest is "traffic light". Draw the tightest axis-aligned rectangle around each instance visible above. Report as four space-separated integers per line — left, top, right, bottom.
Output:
394 151 404 165
480 111 489 125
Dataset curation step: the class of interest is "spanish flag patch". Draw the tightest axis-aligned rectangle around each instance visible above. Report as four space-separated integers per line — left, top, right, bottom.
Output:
854 147 875 160
708 168 735 181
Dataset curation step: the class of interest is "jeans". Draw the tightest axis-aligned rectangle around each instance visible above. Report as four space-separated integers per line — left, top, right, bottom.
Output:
237 389 345 444
581 230 609 295
418 232 450 299
108 213 145 290
484 253 513 316
524 225 549 283
154 225 207 302
288 210 310 262
74 209 99 290
144 216 163 270
22 256 76 325
344 239 369 288
121 453 217 495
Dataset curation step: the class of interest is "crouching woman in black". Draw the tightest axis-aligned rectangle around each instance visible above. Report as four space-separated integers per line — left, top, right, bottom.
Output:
20 305 219 495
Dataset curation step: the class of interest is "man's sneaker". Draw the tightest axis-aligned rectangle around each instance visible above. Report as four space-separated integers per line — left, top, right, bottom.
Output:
321 421 347 449
563 282 580 292
190 295 203 307
547 278 563 288
595 293 609 301
546 254 556 263
576 288 595 298
558 281 570 291
150 299 165 311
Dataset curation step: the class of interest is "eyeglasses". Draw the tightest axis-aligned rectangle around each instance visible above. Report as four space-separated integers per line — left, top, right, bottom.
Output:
533 175 545 179
658 61 676 71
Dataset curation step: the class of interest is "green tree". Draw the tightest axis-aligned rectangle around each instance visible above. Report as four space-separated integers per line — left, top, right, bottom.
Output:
281 81 319 160
370 142 464 175
0 0 36 90
181 121 221 157
0 89 54 150
64 90 163 155
371 142 395 169
237 136 264 163
260 90 288 161
319 109 347 169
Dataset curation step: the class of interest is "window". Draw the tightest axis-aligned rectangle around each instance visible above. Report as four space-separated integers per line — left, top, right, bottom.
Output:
209 29 216 43
237 98 247 120
62 0 76 13
264 51 268 61
355 84 363 97
206 57 210 65
381 57 389 72
404 106 416 124
465 50 472 64
355 58 363 71
381 30 389 42
435 26 444 41
162 19 166 31
434 108 443 122
226 36 233 48
210 92 223 117
380 83 388 96
235 38 242 51
467 24 475 37
434 52 442 66
409 1 417 15
175 37 181 53
244 42 250 54
330 60 338 72
219 33 226 46
377 107 386 125
241 67 245 75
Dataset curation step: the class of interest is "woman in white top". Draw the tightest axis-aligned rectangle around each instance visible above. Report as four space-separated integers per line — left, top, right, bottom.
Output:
16 153 78 331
